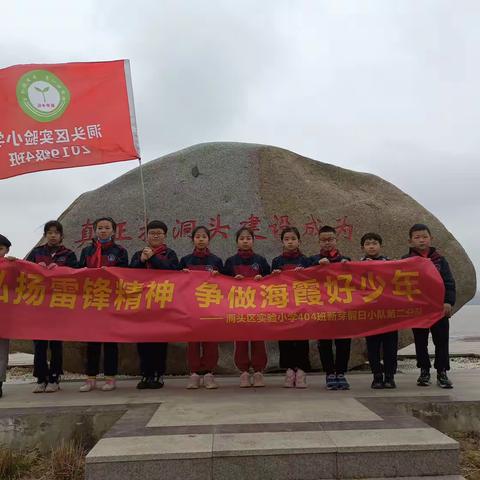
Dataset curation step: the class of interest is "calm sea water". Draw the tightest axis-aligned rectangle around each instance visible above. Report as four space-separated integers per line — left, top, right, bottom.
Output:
450 305 480 340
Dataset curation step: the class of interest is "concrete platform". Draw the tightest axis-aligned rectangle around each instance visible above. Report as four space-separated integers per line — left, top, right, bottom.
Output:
147 396 381 427
8 352 34 367
1 370 480 408
2 371 479 479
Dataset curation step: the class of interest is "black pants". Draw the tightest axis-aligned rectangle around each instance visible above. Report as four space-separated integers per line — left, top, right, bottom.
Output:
86 342 118 377
137 343 168 377
366 331 398 376
317 338 351 375
279 340 310 371
413 317 450 371
33 340 63 383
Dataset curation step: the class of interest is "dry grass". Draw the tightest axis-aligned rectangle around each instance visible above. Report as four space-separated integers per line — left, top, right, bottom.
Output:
37 440 86 480
0 440 86 480
0 448 38 479
451 431 480 480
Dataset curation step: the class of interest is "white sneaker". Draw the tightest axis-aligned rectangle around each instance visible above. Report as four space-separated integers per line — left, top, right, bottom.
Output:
253 371 265 388
295 369 307 389
33 382 47 393
45 382 60 393
239 371 251 388
284 368 295 388
187 373 201 389
79 378 96 392
204 373 218 389
101 378 116 391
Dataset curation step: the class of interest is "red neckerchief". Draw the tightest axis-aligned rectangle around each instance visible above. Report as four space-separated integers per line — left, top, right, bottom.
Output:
152 244 167 256
283 248 302 259
429 249 442 263
412 247 442 265
193 247 211 258
92 240 114 267
320 248 338 258
146 244 167 269
413 248 430 258
237 249 254 259
46 244 69 259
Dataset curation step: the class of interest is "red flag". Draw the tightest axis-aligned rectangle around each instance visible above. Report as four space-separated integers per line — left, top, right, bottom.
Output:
0 60 140 179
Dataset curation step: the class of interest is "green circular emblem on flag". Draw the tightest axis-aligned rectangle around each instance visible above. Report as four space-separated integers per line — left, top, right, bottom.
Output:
16 69 70 122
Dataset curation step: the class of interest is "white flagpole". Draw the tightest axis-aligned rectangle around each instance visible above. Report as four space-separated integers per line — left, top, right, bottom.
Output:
138 158 148 238
124 60 147 239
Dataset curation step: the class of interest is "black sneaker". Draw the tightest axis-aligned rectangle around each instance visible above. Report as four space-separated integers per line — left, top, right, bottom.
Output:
383 375 396 389
149 376 164 389
336 374 350 390
417 369 431 386
437 371 453 389
136 377 150 390
49 375 61 384
0 381 3 398
371 373 384 389
325 374 337 390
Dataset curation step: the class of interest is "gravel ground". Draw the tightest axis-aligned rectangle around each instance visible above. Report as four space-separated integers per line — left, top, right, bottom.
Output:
397 355 480 372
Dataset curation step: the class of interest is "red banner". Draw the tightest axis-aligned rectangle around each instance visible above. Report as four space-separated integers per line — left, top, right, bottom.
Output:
0 60 139 179
0 257 444 342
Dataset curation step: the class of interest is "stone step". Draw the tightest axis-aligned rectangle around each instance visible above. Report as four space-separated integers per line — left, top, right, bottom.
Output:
8 352 34 367
359 477 465 480
85 427 459 480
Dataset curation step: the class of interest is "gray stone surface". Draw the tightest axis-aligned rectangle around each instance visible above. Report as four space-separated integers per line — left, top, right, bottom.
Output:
0 404 124 453
3 372 480 410
87 434 213 461
212 431 336 456
3 372 473 479
336 450 459 478
370 477 465 480
86 458 211 480
15 142 477 373
212 453 337 480
85 427 458 479
327 427 458 452
8 352 33 367
147 396 381 427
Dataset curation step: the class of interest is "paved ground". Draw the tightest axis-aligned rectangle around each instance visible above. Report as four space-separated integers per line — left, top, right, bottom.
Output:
1 370 479 409
2 371 478 480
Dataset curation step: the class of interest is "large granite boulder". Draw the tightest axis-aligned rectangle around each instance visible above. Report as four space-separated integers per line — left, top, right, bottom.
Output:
15 142 476 374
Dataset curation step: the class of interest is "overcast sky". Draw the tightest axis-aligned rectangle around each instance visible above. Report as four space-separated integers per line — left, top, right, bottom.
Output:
1 1 479 284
